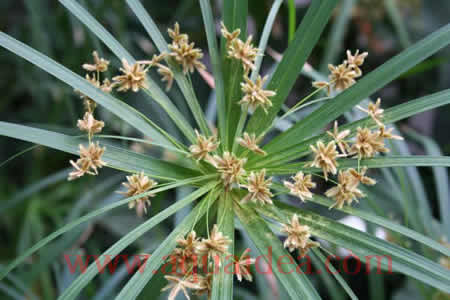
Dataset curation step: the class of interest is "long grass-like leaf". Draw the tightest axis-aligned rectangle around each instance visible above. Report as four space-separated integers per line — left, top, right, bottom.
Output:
0 122 199 180
58 0 196 143
126 0 211 136
0 32 181 147
211 192 234 300
115 189 220 299
245 0 337 136
250 89 450 167
0 176 213 281
58 182 216 300
257 204 450 293
235 202 321 300
265 24 450 154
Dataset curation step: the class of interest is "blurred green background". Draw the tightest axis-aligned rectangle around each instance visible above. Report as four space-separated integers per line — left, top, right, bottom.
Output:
0 0 449 299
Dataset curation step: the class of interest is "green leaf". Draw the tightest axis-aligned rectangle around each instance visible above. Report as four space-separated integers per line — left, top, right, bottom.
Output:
58 0 196 143
274 197 450 258
0 176 212 281
115 189 220 300
234 202 321 300
264 156 450 176
264 24 450 154
58 182 216 300
0 31 179 148
406 129 450 237
251 89 450 167
257 204 450 293
245 0 337 136
199 0 227 144
0 122 199 181
222 0 248 149
126 0 211 136
211 192 234 300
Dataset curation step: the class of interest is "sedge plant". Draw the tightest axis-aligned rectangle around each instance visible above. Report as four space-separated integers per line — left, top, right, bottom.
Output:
0 0 449 299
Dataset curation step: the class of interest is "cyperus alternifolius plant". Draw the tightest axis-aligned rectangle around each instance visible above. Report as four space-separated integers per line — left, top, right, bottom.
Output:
0 0 449 299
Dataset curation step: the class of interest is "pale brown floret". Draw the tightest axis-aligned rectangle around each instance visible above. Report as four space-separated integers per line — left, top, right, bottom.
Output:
119 171 158 217
162 275 202 300
82 51 110 73
237 132 266 155
77 112 104 137
241 169 273 205
192 274 213 298
281 214 319 255
351 127 389 158
239 75 275 113
328 62 358 91
209 152 246 187
346 50 368 77
377 126 404 141
157 64 174 91
168 23 205 74
357 98 384 127
195 224 232 261
189 130 219 161
325 169 365 209
348 167 376 186
75 74 112 112
220 22 241 47
233 248 255 282
309 141 340 181
68 142 106 181
284 172 316 202
222 23 259 73
113 59 149 92
171 231 201 270
327 121 351 154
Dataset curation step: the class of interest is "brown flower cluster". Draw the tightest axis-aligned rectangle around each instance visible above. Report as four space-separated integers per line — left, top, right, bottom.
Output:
162 226 248 300
189 130 219 161
281 214 319 256
119 172 158 217
236 132 266 156
221 23 276 114
68 142 106 181
208 152 247 187
168 23 205 74
284 172 316 202
240 169 273 205
313 50 368 94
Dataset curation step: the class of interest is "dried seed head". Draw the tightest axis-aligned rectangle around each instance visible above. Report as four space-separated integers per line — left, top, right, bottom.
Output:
328 62 357 91
189 130 219 161
209 152 246 187
241 169 273 205
348 167 376 186
119 171 158 217
112 59 149 92
192 274 213 297
77 112 104 137
325 169 365 209
82 51 110 73
220 22 241 47
281 214 319 255
156 64 174 91
351 127 389 158
233 248 255 282
195 224 232 261
68 142 106 180
309 140 340 181
171 231 201 269
327 121 351 154
237 132 266 155
284 172 316 202
346 49 368 77
162 275 202 300
225 29 259 73
239 75 275 113
168 23 205 74
357 98 384 127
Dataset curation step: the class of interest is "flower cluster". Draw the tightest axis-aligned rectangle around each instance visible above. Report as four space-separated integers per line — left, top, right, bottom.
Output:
118 172 158 217
221 23 276 114
281 214 319 256
163 225 253 299
313 50 368 95
69 51 108 181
